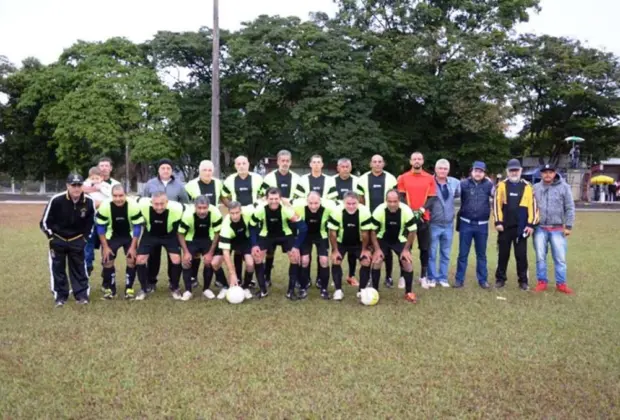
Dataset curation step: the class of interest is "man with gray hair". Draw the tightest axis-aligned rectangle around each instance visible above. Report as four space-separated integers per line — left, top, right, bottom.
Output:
426 159 460 288
185 160 224 204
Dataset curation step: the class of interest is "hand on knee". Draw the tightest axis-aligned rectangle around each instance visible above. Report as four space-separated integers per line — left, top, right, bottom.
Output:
136 255 148 265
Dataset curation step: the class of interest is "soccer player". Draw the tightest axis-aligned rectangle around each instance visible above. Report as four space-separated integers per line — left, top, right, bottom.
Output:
250 188 308 300
397 152 437 289
299 155 335 200
177 195 225 301
96 184 144 299
40 174 96 306
185 160 224 204
369 190 418 302
259 150 306 287
134 192 185 300
293 191 334 299
356 154 398 288
327 192 374 301
328 157 360 287
219 201 256 300
493 159 538 290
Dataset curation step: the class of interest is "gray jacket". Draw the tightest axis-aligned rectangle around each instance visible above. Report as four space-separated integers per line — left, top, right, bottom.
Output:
534 175 575 229
429 176 461 225
142 176 189 203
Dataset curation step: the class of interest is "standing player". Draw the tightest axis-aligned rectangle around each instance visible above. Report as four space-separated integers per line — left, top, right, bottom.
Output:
177 196 225 300
369 190 418 302
293 191 334 299
96 185 143 299
250 188 308 300
397 152 437 289
259 150 306 287
219 201 256 300
356 154 398 288
327 192 374 301
134 192 185 300
327 157 360 287
40 174 96 306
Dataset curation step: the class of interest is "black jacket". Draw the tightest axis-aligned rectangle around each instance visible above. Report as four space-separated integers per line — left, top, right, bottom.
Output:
40 192 95 240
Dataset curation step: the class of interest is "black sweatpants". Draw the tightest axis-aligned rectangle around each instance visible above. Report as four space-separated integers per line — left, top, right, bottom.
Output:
495 226 528 285
416 221 430 278
49 237 90 301
147 245 174 286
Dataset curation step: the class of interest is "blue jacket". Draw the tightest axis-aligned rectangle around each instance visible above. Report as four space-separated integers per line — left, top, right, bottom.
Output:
459 177 494 222
429 177 460 225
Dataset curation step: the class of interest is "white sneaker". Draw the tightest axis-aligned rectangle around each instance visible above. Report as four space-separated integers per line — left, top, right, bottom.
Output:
217 288 228 300
420 277 430 289
439 280 450 288
135 290 147 301
171 290 183 300
181 291 192 301
398 277 405 289
333 289 344 301
243 289 253 300
428 280 437 288
203 289 216 299
356 291 361 299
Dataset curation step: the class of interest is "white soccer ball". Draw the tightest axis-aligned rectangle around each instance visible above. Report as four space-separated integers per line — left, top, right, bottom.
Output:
226 286 245 304
360 287 380 306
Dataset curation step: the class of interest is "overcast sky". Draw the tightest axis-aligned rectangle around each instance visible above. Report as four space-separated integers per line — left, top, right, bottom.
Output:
1 0 619 66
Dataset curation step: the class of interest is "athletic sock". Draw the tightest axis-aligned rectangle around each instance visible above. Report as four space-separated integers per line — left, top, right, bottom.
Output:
125 266 137 289
182 268 193 292
359 265 371 289
215 268 228 288
288 263 300 293
169 263 182 291
404 271 414 293
137 264 149 291
242 270 254 289
319 266 330 291
332 265 343 290
371 268 381 290
203 266 214 290
256 263 266 293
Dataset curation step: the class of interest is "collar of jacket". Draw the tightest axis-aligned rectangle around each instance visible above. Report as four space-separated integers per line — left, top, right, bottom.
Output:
158 175 176 183
65 191 85 202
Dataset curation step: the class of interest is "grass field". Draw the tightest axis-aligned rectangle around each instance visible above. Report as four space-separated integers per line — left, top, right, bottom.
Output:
1 204 619 418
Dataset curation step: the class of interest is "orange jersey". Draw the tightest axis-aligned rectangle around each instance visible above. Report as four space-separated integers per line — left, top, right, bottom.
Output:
397 170 436 221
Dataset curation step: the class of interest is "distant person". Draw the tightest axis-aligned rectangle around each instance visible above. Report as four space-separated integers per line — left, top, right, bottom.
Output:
40 174 96 306
608 183 616 202
493 159 538 291
533 163 575 295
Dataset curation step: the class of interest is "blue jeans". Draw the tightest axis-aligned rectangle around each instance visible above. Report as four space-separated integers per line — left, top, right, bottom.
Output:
428 223 453 281
455 221 489 285
84 227 99 270
534 228 567 284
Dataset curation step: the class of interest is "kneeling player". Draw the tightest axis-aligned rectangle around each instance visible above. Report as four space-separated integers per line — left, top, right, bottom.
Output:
177 195 225 301
250 188 307 300
294 191 333 299
135 192 184 300
96 185 144 299
327 192 374 301
370 190 418 302
219 201 255 300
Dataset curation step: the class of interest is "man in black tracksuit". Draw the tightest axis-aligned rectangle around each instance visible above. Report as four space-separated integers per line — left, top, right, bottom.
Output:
40 174 96 306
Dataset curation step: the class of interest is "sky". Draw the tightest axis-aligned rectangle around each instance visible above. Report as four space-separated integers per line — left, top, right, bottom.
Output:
1 0 619 66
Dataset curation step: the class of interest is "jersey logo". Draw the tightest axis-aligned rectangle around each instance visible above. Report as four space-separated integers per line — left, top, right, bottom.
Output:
312 186 321 191
388 221 398 225
346 223 356 228
509 192 519 197
115 217 126 222
80 207 87 218
153 220 164 224
372 184 382 188
239 187 249 191
280 184 289 188
269 218 279 223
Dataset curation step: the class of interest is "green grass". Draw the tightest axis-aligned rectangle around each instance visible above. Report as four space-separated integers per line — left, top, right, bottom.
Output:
1 206 619 418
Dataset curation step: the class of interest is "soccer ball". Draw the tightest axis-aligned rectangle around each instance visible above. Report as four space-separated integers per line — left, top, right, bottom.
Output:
360 287 379 306
226 286 245 304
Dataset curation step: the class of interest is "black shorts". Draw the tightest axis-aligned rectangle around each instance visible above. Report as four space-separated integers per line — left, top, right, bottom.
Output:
138 233 181 255
335 243 369 262
231 239 252 256
379 239 406 256
259 236 294 253
105 236 132 260
301 235 329 257
187 240 222 257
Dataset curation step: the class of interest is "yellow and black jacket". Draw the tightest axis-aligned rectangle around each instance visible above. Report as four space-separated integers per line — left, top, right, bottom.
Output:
493 179 538 231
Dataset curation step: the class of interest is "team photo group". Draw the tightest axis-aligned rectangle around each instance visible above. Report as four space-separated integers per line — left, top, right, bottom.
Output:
40 149 576 307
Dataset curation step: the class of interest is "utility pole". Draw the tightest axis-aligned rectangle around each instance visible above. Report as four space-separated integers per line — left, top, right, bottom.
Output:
210 0 221 178
125 141 130 192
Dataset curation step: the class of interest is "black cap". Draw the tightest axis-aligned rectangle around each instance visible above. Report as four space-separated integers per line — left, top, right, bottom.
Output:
506 159 522 170
540 163 556 172
66 173 84 185
158 158 174 169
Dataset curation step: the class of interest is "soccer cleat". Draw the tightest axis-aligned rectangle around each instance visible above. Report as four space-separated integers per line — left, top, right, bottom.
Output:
556 284 575 295
217 288 228 300
495 281 506 289
479 282 490 289
265 278 272 288
333 289 344 301
54 299 66 308
77 298 89 305
419 277 430 289
249 280 257 289
320 289 330 300
181 291 192 301
346 276 359 287
315 278 321 289
135 290 147 301
356 291 361 299
171 290 183 300
146 284 156 294
298 289 308 300
102 288 114 300
286 290 298 301
439 281 450 288
534 281 548 292
385 277 394 288
257 290 269 299
519 283 529 291
398 277 406 289
191 278 199 289
125 288 135 299
405 292 417 303
203 289 216 300
243 289 253 300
